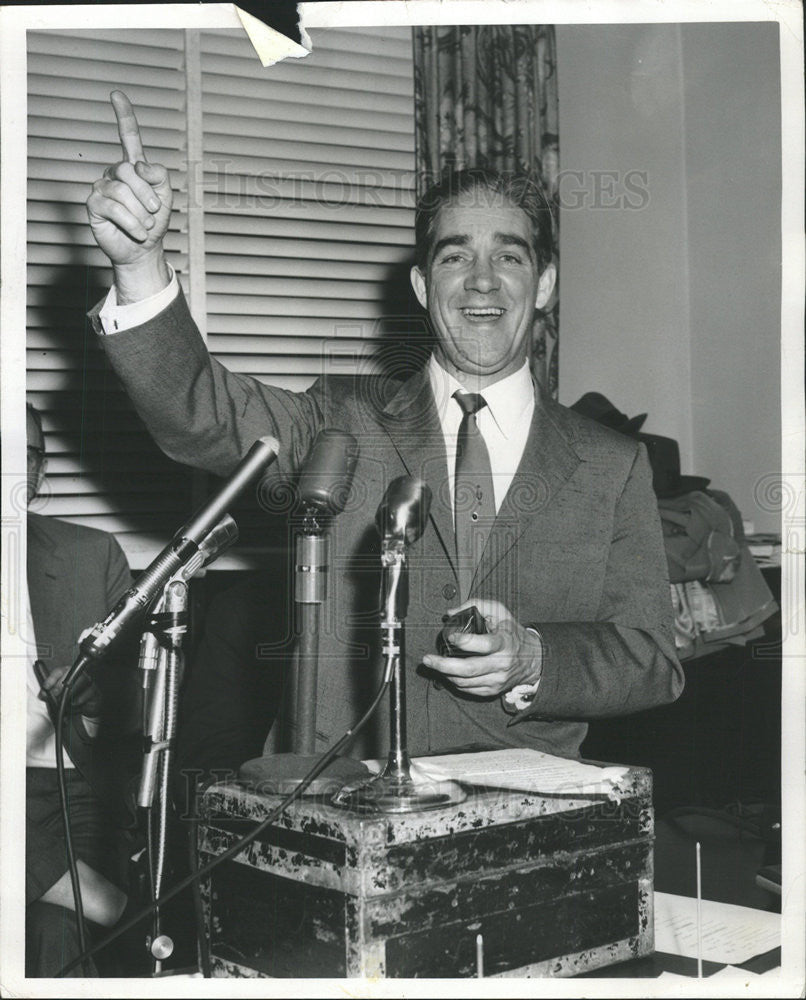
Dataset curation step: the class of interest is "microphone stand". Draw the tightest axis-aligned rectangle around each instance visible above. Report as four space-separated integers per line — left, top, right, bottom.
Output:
334 482 466 814
294 503 327 755
136 516 238 973
137 580 187 973
239 431 370 795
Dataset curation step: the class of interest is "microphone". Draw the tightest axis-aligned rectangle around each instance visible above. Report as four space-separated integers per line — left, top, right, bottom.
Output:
178 514 239 583
64 436 278 689
298 429 359 516
376 476 432 549
377 477 432 623
332 474 467 812
293 430 358 754
295 430 359 606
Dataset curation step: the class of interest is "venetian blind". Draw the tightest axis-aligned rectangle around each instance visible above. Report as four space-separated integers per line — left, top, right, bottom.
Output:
199 26 417 390
26 26 416 566
26 29 194 564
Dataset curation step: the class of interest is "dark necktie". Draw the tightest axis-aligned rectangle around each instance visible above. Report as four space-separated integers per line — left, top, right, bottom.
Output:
454 391 495 601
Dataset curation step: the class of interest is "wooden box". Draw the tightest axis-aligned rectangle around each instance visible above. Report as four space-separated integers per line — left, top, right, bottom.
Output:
198 760 654 978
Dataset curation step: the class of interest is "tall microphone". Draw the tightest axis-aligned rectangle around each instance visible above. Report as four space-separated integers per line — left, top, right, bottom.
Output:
293 430 358 754
295 430 358 608
298 428 359 517
64 436 279 689
240 428 370 794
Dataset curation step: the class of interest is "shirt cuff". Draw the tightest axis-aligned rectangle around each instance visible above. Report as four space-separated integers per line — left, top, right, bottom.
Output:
98 265 179 335
501 627 542 714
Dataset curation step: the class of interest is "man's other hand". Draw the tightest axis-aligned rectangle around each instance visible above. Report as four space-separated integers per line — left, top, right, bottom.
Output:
37 663 103 720
422 599 543 698
86 91 172 298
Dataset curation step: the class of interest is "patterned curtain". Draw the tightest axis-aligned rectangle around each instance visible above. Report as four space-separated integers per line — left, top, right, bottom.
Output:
413 25 560 396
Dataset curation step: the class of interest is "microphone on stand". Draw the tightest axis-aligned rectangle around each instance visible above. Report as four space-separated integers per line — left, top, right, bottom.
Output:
376 475 431 547
63 437 278 690
333 476 466 814
239 429 372 795
137 514 240 810
294 430 358 753
376 476 432 624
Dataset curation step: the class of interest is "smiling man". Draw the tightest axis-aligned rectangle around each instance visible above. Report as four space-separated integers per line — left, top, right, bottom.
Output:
84 93 683 761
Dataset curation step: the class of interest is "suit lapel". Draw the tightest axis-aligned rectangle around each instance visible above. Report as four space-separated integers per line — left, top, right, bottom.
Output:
473 387 582 592
379 368 457 574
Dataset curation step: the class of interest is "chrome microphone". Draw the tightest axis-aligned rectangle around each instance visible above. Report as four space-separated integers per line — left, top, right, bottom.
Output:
377 477 432 624
64 436 278 689
376 476 432 549
298 428 359 517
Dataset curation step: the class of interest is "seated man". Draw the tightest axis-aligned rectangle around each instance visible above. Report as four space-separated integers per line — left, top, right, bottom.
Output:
25 402 141 976
85 93 684 765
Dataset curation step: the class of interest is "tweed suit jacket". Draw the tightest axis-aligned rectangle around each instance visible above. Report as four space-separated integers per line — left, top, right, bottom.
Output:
94 290 683 760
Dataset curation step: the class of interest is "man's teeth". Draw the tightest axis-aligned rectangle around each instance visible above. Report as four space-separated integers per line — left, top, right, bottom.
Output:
461 307 505 317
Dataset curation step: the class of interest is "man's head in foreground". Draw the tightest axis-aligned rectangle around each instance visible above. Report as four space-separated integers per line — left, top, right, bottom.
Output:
410 169 557 388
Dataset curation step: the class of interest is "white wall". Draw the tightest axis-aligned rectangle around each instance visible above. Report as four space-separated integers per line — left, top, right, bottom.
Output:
682 23 782 535
555 23 782 532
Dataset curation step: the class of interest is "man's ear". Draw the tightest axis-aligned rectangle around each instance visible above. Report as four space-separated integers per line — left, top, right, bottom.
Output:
535 262 557 310
410 265 428 310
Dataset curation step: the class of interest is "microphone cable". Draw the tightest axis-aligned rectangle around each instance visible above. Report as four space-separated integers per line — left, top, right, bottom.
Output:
57 652 396 978
54 681 91 975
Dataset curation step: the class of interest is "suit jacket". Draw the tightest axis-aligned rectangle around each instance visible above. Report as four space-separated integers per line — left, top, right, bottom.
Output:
93 290 683 760
27 512 140 811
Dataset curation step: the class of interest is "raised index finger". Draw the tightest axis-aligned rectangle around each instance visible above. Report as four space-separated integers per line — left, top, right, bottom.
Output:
110 90 147 164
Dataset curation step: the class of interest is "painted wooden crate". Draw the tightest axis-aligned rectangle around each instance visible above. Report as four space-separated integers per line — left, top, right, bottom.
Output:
198 763 654 978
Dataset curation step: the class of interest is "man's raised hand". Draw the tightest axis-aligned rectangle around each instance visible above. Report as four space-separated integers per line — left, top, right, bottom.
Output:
86 91 172 299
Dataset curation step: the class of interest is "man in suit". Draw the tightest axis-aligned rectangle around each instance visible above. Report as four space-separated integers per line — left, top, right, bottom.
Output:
84 92 683 762
25 403 140 976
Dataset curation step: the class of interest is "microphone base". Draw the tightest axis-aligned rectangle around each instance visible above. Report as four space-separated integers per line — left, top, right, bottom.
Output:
238 753 371 797
332 772 467 814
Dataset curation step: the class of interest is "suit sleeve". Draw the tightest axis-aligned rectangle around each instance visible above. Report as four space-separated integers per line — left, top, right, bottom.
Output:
517 442 684 721
90 289 322 480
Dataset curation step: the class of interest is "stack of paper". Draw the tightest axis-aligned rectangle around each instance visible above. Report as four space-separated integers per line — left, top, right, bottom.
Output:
364 748 629 796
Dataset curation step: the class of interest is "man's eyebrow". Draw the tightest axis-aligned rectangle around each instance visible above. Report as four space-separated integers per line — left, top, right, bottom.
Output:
431 234 469 258
494 233 533 255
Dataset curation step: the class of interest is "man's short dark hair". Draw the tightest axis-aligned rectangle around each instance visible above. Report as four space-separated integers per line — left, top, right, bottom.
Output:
414 168 555 272
26 401 44 448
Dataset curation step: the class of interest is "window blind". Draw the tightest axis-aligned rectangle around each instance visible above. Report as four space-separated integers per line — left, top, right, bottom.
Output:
26 29 193 563
199 27 417 392
26 26 416 565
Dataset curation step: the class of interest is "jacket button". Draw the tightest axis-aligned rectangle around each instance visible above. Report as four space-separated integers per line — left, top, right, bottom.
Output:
442 583 457 600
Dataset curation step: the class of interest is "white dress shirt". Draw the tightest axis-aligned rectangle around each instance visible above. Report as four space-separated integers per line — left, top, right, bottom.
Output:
426 354 535 518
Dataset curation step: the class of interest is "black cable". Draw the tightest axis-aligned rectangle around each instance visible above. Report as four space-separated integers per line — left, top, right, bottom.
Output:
144 805 158 975
57 666 392 977
189 799 212 978
54 684 91 975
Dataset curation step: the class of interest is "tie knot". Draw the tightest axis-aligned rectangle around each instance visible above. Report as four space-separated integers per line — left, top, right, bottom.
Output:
454 391 488 417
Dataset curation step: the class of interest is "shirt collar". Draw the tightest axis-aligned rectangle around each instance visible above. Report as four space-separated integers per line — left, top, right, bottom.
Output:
427 355 535 439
